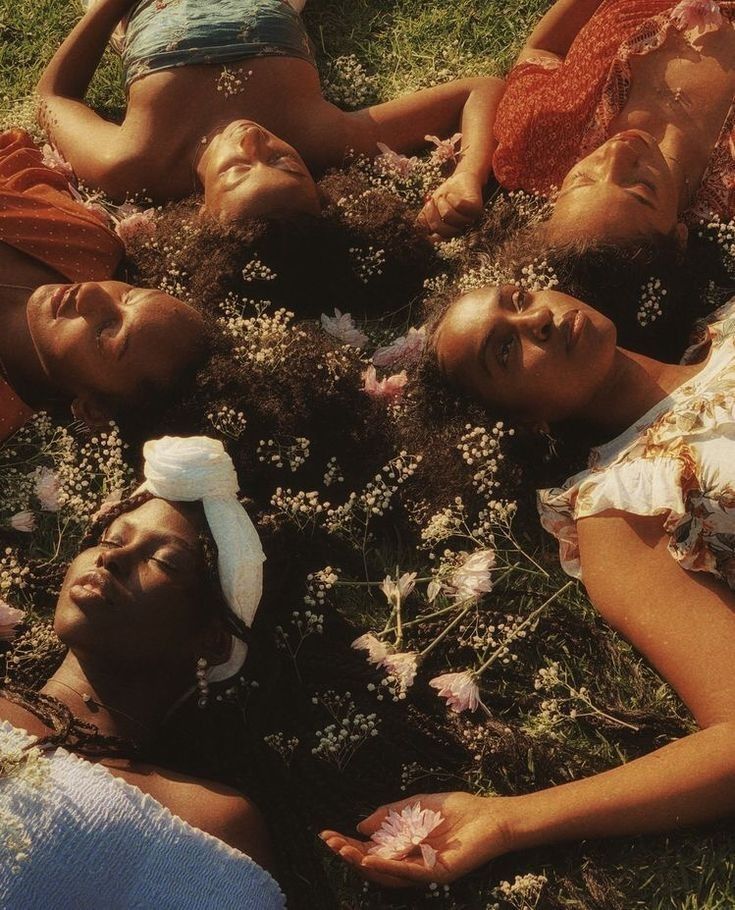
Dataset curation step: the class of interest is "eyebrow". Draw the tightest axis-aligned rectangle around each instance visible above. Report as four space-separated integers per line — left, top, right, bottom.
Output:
106 517 199 552
557 182 655 209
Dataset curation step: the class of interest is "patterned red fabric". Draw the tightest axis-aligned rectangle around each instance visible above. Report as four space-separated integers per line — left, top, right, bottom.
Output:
0 380 33 443
492 0 735 222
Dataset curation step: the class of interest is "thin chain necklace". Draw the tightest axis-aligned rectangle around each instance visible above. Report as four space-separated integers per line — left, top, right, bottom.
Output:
0 283 34 385
44 677 149 737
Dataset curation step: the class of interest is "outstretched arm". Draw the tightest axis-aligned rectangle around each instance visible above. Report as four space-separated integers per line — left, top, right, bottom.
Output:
322 511 735 885
516 0 606 65
345 77 505 238
36 0 140 197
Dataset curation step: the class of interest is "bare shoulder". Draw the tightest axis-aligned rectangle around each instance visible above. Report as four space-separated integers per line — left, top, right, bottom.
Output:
103 760 275 872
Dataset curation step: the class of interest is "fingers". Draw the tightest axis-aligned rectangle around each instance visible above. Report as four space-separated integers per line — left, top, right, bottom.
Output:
418 191 482 239
356 806 391 836
319 831 414 889
362 853 447 884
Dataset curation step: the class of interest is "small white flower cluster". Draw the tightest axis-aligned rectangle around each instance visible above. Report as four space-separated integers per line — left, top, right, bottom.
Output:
459 611 527 662
207 406 247 440
348 153 445 208
457 423 513 498
270 488 328 529
435 237 467 261
637 277 667 327
0 549 29 599
323 55 379 109
304 566 339 607
311 690 380 770
216 65 252 98
241 257 276 283
421 498 465 547
322 456 344 487
349 245 386 284
456 262 507 295
263 732 300 763
2 94 44 139
274 609 324 658
4 621 64 686
489 873 548 910
423 272 450 298
698 214 735 275
257 436 310 472
518 257 559 292
506 188 555 225
219 296 305 370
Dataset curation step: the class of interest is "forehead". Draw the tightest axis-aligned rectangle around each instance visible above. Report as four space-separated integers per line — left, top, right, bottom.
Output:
436 286 500 377
128 297 202 377
108 498 203 543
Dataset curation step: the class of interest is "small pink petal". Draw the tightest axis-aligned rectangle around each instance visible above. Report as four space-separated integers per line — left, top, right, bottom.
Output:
420 843 437 869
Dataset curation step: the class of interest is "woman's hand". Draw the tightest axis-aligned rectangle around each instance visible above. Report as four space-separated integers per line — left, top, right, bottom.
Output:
320 792 514 887
417 171 484 240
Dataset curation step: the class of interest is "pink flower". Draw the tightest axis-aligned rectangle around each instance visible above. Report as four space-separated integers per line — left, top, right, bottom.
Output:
369 801 444 868
34 467 61 512
41 144 75 182
671 0 723 35
380 571 417 607
115 208 156 245
362 366 408 402
429 670 480 714
9 511 35 533
380 651 419 692
0 599 25 641
376 143 418 177
320 309 368 348
425 132 462 165
352 632 391 666
449 548 496 600
372 326 427 369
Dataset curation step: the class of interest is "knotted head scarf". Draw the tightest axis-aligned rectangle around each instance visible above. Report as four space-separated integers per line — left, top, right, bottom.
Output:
136 436 265 683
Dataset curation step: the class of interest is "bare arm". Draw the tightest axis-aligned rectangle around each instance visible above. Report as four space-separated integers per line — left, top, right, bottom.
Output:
36 0 141 197
322 512 735 885
516 0 606 65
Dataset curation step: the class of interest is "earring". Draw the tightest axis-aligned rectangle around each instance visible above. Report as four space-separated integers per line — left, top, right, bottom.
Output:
195 656 209 708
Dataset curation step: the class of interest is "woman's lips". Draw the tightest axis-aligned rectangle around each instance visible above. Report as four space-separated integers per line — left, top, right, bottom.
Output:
68 568 119 606
51 284 79 319
560 310 586 351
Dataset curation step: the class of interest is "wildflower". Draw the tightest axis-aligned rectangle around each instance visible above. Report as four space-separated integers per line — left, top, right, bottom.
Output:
449 548 496 600
376 143 418 177
380 651 419 692
34 467 61 511
41 144 74 181
362 366 408 402
0 599 25 641
429 671 480 713
372 326 427 369
352 632 391 666
369 801 444 868
425 132 462 164
671 0 723 35
115 208 156 244
9 512 35 533
380 572 417 607
427 578 442 602
320 309 368 348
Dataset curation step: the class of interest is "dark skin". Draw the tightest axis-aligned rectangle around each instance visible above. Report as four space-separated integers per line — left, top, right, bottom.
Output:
0 498 275 872
0 239 205 426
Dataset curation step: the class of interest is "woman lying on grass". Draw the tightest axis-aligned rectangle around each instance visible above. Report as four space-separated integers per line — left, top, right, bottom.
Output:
37 0 503 233
0 127 209 444
321 281 735 886
0 436 285 908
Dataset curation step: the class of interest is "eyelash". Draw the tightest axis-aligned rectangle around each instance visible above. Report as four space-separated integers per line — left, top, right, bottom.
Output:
99 538 177 572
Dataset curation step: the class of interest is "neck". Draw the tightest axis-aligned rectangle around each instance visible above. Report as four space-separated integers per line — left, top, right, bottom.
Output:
0 286 62 406
574 346 700 436
41 652 187 744
658 124 704 214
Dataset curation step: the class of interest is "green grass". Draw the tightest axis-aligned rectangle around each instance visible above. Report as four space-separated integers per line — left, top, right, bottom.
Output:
2 1 734 908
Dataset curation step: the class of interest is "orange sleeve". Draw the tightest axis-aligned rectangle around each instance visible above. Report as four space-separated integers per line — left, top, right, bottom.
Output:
0 129 124 282
0 377 34 443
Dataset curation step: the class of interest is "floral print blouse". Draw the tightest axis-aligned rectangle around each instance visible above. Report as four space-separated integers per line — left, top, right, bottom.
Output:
492 0 735 223
538 297 735 589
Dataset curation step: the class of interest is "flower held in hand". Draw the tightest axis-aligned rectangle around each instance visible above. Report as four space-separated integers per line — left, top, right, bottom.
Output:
369 801 444 868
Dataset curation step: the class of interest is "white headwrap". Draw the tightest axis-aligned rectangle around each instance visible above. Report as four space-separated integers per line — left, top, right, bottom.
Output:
136 436 265 683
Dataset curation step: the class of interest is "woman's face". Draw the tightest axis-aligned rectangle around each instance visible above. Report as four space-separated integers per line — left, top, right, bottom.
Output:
26 281 205 420
199 119 321 222
546 130 687 247
434 284 618 423
55 499 218 671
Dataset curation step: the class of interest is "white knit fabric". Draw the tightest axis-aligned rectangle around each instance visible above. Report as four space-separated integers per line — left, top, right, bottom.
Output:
0 722 285 910
137 437 266 683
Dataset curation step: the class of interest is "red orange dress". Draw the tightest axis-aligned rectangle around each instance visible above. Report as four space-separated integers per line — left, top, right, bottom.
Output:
0 129 124 443
492 0 735 221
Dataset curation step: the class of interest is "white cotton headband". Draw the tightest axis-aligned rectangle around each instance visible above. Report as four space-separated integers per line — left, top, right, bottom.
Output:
136 436 265 683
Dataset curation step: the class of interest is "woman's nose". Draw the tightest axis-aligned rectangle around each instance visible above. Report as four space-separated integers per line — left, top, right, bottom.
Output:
239 125 267 157
75 283 119 320
516 307 553 342
96 545 128 577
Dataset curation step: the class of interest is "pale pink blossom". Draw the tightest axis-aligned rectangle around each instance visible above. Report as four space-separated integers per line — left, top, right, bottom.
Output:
429 670 480 714
426 578 442 602
376 143 418 177
369 801 444 868
115 208 156 245
380 571 417 607
9 511 35 533
0 599 25 641
41 144 75 181
671 0 723 35
320 309 368 348
380 651 419 692
34 467 61 512
362 366 408 402
449 548 496 600
425 132 462 165
351 632 391 666
372 326 427 369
